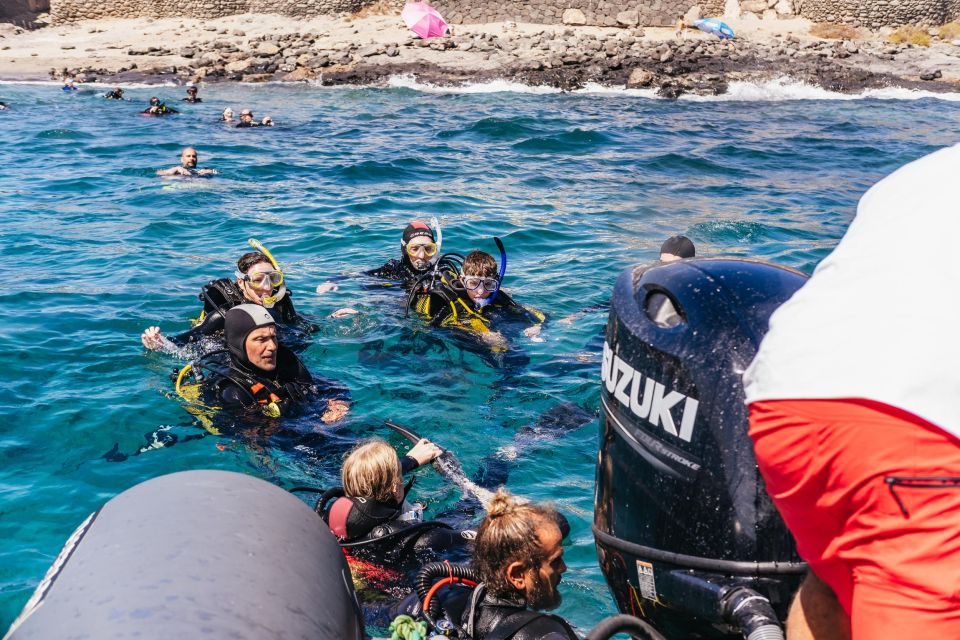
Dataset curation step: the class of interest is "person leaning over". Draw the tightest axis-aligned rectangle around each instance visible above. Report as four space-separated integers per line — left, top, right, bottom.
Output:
744 144 960 640
462 490 577 640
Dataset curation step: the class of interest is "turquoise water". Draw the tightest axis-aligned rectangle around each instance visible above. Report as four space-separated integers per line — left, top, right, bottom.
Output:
1 80 958 633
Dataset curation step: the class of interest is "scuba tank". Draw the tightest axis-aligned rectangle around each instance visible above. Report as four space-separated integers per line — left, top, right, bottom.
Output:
595 258 808 639
4 470 364 640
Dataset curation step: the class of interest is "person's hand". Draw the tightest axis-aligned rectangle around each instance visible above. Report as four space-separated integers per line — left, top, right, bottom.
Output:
321 399 350 424
197 168 217 176
523 325 544 342
316 282 339 294
141 326 166 350
407 438 442 465
329 308 359 318
173 166 193 176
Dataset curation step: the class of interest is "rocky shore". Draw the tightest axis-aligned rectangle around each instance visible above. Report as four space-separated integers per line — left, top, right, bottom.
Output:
2 13 958 97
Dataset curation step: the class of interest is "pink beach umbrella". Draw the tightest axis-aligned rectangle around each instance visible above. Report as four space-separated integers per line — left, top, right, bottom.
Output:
402 1 449 39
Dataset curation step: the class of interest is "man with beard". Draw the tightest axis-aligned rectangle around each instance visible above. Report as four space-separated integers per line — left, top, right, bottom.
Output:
462 490 576 640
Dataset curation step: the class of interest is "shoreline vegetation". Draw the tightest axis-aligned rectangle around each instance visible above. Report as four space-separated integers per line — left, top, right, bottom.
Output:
2 11 959 97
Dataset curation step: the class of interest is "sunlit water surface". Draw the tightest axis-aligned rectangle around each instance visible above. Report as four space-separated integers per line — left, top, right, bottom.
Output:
1 80 958 632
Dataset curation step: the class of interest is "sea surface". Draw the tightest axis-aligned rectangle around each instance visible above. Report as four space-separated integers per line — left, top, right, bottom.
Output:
1 78 958 634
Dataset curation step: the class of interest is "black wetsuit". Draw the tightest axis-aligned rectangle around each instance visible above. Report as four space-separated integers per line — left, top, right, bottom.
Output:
182 97 202 103
366 258 424 286
143 104 178 115
205 346 347 417
104 91 123 100
462 589 577 640
171 278 317 351
236 121 260 128
330 454 421 541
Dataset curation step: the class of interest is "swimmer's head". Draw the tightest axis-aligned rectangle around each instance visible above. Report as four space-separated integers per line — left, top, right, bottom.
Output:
239 108 254 124
461 251 499 306
224 304 277 372
150 96 160 106
186 86 198 95
235 252 281 306
222 107 234 121
180 147 198 168
342 438 403 503
400 221 437 272
660 235 695 263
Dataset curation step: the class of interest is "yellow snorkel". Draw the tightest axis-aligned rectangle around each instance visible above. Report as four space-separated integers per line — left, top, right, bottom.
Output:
247 238 287 308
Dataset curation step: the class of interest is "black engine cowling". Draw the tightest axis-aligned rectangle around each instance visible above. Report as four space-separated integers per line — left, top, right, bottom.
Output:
595 258 808 638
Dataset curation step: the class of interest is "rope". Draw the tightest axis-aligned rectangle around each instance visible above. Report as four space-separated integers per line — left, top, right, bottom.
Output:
389 614 428 640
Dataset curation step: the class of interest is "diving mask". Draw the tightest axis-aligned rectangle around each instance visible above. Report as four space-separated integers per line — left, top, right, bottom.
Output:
406 242 438 259
462 276 500 292
238 269 284 288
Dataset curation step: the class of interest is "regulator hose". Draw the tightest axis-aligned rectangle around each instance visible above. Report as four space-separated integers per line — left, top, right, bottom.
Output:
585 614 667 640
414 562 480 626
721 587 785 640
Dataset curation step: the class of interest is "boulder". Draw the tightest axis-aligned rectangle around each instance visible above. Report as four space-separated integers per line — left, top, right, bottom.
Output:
562 9 587 26
225 59 251 73
616 10 639 27
357 44 385 57
920 69 942 81
241 73 273 82
774 0 793 15
179 47 195 58
626 67 654 87
741 0 768 13
842 40 858 54
283 67 314 81
257 42 281 56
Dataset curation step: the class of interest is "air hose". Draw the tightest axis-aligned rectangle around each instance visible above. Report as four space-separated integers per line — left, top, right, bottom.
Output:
585 614 667 640
721 587 785 640
414 562 480 627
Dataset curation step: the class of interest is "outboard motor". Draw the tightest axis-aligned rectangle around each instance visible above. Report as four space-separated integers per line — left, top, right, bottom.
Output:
595 259 808 639
5 470 364 640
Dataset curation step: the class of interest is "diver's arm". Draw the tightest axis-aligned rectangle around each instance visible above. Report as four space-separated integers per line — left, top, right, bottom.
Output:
156 166 192 176
365 259 403 279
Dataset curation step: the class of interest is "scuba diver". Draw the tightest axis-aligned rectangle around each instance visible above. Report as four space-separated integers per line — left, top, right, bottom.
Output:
142 96 178 116
366 220 458 288
182 86 202 103
104 87 124 100
141 240 318 353
62 79 78 91
413 246 545 345
177 304 349 420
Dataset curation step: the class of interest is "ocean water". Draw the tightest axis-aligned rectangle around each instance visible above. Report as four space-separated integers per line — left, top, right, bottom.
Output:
1 79 958 634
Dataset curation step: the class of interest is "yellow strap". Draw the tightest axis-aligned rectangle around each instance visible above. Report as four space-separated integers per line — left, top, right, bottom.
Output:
190 308 206 327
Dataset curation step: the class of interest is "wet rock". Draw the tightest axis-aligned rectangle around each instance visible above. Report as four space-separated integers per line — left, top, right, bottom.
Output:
242 73 273 82
283 67 314 81
920 69 942 81
626 67 654 87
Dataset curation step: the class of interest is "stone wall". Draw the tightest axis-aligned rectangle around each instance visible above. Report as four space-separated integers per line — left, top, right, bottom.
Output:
797 0 960 26
1 0 49 21
50 0 365 23
431 0 699 27
48 0 960 27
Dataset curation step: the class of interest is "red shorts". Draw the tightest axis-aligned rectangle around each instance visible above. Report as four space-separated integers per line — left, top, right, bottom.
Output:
748 399 960 640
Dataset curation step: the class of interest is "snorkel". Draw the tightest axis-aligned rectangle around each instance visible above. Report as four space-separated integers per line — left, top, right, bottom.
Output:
431 216 442 267
245 238 287 308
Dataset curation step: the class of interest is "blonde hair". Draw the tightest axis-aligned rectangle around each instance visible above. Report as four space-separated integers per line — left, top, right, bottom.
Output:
342 439 401 503
473 489 557 598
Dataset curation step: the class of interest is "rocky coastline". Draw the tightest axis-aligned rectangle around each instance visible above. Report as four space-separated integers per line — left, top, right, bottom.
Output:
2 13 958 97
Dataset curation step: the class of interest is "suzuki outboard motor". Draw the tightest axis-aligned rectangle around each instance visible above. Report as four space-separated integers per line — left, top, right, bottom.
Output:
5 470 364 640
595 259 808 639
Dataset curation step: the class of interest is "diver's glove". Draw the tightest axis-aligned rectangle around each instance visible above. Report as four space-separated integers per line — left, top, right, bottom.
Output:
389 615 428 640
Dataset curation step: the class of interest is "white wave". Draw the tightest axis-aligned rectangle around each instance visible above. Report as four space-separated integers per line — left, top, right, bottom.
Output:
383 74 960 102
386 73 561 94
681 77 960 102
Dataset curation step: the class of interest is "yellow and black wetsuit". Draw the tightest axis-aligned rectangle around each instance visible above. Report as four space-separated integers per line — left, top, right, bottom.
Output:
413 276 545 337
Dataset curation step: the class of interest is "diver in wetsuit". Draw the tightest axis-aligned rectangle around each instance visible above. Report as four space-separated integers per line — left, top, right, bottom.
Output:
141 248 318 352
182 86 202 103
142 96 178 115
415 249 545 345
366 220 447 287
461 490 576 640
104 87 124 100
198 304 349 420
321 438 472 559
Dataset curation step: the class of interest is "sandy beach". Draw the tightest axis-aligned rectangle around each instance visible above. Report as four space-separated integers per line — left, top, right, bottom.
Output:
2 12 959 95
